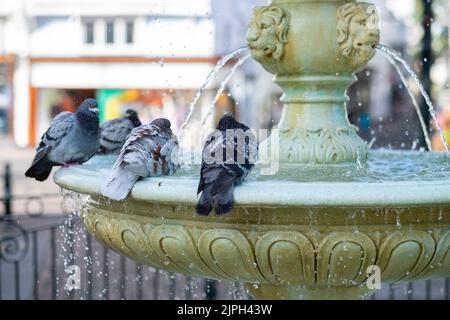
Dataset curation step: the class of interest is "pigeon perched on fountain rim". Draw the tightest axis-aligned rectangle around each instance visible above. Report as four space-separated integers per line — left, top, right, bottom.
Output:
100 118 179 201
196 114 258 216
25 98 100 182
97 109 142 155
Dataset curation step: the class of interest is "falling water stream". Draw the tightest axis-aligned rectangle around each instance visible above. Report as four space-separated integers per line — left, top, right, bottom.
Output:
377 45 450 154
60 189 84 298
178 46 249 136
378 49 433 151
200 53 251 126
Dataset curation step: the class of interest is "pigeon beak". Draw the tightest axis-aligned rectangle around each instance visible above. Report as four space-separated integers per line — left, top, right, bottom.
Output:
89 106 99 115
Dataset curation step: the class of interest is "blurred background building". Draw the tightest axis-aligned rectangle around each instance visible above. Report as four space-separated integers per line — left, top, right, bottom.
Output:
0 0 218 147
0 0 449 151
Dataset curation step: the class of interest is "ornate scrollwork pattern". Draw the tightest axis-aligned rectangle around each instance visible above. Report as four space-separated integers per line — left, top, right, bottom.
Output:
273 127 368 164
415 230 450 279
81 207 449 288
0 219 29 263
317 232 377 286
376 231 436 282
247 6 290 67
255 231 315 286
337 3 380 70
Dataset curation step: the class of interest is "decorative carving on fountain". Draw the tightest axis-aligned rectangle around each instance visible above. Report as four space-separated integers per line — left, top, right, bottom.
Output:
376 230 437 282
81 204 450 296
317 232 377 286
245 1 381 166
247 6 290 70
255 231 315 286
337 3 380 70
276 127 368 164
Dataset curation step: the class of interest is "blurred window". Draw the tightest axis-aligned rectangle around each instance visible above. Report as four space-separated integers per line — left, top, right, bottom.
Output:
126 21 134 44
106 21 115 44
84 21 94 44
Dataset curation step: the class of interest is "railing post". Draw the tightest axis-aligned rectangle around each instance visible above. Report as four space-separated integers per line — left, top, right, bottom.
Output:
205 279 217 300
4 162 12 216
420 0 433 150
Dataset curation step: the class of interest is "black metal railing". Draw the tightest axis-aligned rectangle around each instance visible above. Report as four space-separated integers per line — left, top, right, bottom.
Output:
0 162 449 300
0 213 243 300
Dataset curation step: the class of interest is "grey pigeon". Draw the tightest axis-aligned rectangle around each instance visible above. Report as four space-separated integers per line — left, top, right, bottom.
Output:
97 109 142 155
196 114 258 216
25 98 100 181
100 118 179 201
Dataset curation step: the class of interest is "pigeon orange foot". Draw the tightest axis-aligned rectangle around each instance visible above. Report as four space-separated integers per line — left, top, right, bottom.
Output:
63 162 79 168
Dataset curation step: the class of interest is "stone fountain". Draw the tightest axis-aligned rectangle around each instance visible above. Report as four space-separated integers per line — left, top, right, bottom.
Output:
54 0 450 300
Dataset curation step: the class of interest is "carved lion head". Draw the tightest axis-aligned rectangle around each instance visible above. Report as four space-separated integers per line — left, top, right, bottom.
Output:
337 3 380 68
247 6 290 64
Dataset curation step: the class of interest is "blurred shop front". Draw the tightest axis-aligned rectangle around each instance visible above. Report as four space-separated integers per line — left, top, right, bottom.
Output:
29 56 217 145
0 54 14 137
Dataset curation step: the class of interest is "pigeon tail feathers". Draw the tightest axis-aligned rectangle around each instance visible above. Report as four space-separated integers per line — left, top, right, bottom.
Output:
100 167 139 201
214 186 234 215
196 180 235 216
196 184 214 216
25 146 54 181
25 157 54 181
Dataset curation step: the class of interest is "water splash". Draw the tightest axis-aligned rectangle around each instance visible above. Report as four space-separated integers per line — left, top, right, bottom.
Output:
411 139 418 151
60 189 85 299
178 47 249 136
377 45 449 154
200 53 251 127
368 137 377 149
396 210 402 229
377 48 433 151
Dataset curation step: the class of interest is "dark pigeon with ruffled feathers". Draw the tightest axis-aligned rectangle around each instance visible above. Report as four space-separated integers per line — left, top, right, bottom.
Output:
196 114 258 216
25 98 100 181
100 118 179 201
97 109 141 155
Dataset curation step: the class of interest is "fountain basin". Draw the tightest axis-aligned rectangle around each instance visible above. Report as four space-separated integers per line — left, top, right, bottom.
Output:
54 151 450 300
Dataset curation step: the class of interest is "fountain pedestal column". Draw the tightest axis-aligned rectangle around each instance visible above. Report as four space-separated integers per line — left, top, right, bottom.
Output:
247 0 380 165
274 74 368 164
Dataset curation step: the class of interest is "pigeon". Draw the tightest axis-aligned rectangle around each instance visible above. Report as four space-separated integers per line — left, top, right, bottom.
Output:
196 114 258 216
100 118 179 201
97 109 142 154
25 98 100 181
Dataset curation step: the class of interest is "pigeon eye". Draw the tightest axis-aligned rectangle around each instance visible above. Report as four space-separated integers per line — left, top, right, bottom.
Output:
357 20 366 26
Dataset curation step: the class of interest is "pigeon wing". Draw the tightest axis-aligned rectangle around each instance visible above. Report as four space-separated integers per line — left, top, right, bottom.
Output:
100 124 174 201
197 131 226 194
234 129 258 171
33 112 74 162
100 118 134 153
160 138 179 175
116 124 170 177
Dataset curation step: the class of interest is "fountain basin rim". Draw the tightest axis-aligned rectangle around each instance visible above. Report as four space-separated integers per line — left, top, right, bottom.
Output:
54 160 450 208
